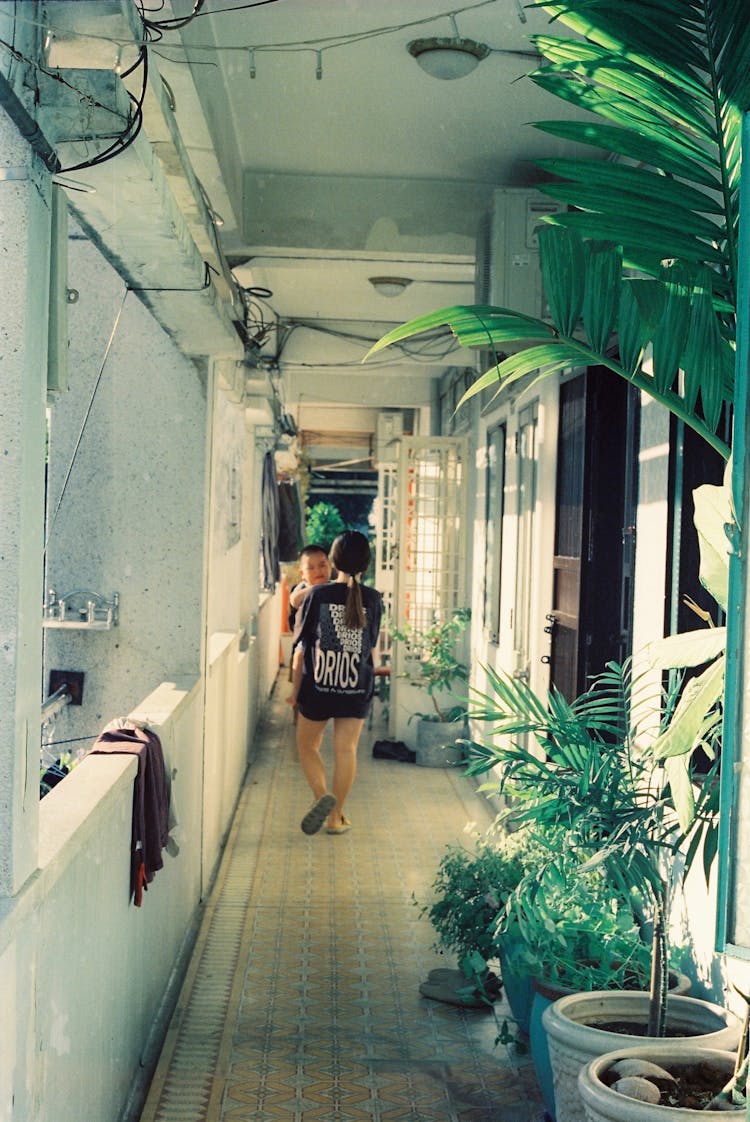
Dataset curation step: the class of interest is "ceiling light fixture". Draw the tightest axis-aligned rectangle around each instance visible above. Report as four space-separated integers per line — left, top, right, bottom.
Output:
407 14 490 79
368 276 413 297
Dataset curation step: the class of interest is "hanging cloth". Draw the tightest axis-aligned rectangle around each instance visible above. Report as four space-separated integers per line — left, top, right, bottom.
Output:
260 450 280 588
278 479 304 562
91 724 170 906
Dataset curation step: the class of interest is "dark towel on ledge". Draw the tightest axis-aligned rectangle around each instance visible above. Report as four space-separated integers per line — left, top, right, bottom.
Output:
91 726 170 906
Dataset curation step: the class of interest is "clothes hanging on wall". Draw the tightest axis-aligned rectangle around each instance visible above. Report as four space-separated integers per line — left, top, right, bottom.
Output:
91 724 171 906
278 478 304 562
261 450 280 588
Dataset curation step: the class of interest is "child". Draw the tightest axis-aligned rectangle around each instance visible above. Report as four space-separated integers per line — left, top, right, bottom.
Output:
287 545 332 689
288 544 332 632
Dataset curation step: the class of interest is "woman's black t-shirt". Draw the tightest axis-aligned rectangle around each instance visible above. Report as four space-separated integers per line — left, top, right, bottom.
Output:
294 582 382 720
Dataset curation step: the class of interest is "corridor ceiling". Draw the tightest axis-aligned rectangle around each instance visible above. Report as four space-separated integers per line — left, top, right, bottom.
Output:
53 0 596 468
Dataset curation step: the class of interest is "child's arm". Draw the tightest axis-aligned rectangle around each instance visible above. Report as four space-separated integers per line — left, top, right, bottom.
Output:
289 582 314 610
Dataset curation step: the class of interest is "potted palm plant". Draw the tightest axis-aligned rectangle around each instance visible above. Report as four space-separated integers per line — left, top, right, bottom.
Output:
393 607 470 766
462 647 737 1122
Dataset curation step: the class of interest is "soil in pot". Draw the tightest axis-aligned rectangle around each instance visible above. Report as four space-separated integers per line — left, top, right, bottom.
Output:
599 1056 739 1110
592 1020 706 1037
543 993 740 1122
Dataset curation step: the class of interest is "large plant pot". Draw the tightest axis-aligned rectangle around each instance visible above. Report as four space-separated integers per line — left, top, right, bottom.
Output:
543 992 741 1122
530 979 569 1120
414 718 466 767
497 938 535 1036
530 974 693 1122
578 1046 739 1121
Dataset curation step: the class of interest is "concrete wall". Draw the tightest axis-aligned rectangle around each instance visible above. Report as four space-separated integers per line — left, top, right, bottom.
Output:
0 198 279 1122
0 677 204 1122
43 231 207 750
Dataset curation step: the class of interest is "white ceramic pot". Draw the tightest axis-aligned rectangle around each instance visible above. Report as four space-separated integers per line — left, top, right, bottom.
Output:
530 974 692 1120
542 992 741 1122
578 1045 739 1121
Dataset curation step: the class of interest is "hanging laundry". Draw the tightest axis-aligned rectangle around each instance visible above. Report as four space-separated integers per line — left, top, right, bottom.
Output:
278 479 304 561
91 724 171 906
260 450 280 588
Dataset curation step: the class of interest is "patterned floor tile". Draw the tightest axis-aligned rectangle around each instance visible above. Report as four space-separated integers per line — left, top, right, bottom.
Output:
139 681 543 1122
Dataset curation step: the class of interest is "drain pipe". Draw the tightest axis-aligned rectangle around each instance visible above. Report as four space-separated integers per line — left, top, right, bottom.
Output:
40 684 72 724
0 72 60 172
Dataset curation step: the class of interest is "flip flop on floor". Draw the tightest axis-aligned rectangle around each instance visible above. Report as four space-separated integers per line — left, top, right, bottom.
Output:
300 793 336 835
326 815 352 835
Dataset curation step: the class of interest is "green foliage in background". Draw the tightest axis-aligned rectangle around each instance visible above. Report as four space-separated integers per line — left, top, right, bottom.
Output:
304 501 345 552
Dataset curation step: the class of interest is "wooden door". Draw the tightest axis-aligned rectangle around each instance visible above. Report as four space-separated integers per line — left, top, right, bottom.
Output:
548 369 638 701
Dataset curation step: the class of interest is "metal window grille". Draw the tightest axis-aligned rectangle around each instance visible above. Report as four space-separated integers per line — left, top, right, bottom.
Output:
374 462 399 659
396 437 468 651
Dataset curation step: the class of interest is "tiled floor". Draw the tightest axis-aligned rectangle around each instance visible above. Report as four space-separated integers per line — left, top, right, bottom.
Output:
140 679 544 1122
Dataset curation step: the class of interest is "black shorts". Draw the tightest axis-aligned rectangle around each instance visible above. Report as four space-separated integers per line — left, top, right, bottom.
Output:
297 701 371 722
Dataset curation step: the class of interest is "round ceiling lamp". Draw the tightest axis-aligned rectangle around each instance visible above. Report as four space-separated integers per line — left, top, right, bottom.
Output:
407 15 490 79
368 276 413 297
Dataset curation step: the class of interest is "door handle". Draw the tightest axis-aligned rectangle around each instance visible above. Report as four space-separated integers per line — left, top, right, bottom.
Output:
540 655 551 665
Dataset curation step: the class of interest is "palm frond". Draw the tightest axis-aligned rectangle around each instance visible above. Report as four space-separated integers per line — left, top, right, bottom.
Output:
365 0 748 452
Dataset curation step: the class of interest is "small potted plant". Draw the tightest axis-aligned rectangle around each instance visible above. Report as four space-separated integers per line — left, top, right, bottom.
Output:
393 607 470 766
416 834 522 1007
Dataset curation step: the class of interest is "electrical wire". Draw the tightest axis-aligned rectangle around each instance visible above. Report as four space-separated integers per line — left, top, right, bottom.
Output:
45 288 129 556
152 0 502 50
0 37 128 120
141 0 207 33
56 47 149 174
279 319 458 362
165 0 288 18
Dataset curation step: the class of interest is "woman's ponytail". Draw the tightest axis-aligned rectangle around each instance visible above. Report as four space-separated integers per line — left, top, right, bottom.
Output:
330 531 371 631
344 574 365 630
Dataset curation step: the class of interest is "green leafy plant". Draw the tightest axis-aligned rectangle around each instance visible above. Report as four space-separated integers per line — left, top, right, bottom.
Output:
418 828 533 1036
465 656 719 1036
420 834 526 967
498 835 655 994
366 0 750 459
304 501 345 552
644 463 732 854
393 607 470 720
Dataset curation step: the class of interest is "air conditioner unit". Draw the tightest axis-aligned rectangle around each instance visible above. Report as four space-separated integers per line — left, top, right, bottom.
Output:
474 189 565 380
374 411 403 465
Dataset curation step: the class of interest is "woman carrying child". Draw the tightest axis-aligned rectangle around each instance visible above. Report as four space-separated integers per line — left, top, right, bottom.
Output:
288 530 382 835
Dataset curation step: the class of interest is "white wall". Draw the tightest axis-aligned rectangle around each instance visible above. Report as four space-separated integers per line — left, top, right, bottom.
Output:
44 232 207 750
13 219 279 1122
206 386 247 637
1 677 204 1122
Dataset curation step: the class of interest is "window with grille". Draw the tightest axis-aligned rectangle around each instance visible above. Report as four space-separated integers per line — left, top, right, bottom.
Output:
483 424 506 642
396 437 468 647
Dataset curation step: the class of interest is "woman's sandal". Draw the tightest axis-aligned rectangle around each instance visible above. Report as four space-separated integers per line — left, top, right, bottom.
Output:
326 815 352 835
300 793 336 835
